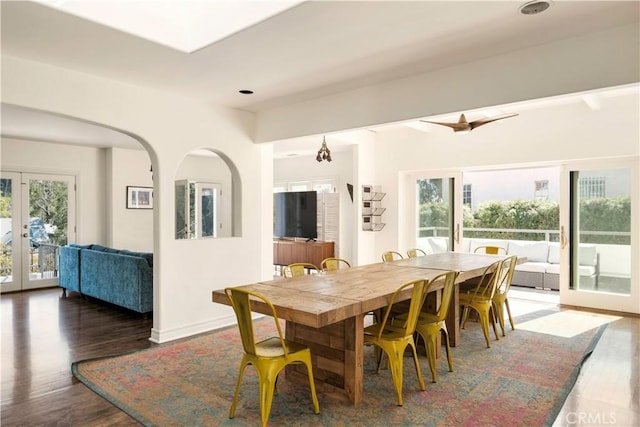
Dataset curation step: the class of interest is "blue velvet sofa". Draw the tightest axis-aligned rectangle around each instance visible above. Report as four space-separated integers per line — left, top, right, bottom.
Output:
59 244 153 314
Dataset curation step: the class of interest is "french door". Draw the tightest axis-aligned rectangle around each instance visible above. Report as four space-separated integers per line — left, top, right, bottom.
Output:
560 159 638 313
409 171 462 253
0 172 76 293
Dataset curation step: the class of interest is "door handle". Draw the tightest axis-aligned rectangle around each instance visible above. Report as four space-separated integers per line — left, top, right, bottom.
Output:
560 226 567 249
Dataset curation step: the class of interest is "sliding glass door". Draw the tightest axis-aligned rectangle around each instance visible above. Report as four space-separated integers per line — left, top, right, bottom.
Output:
411 172 462 254
560 159 638 313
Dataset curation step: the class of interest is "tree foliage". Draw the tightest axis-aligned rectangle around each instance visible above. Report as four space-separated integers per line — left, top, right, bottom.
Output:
417 180 443 204
419 198 630 244
578 197 630 244
29 180 68 245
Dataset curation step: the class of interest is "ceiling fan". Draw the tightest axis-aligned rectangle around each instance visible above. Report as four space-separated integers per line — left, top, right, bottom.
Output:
420 112 518 134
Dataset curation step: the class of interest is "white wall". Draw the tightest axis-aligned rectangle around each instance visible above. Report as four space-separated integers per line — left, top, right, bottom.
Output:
371 91 640 260
108 147 153 251
2 140 156 253
1 138 108 245
353 138 378 265
1 56 272 343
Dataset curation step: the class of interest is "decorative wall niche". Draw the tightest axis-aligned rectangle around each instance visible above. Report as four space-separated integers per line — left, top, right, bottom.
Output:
175 149 241 239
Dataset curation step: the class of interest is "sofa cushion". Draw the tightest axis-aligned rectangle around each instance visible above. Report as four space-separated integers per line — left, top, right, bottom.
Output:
548 243 598 266
548 243 560 264
514 261 548 274
579 244 598 266
545 264 597 277
507 240 549 263
90 244 119 254
120 250 154 268
427 237 449 253
69 243 93 249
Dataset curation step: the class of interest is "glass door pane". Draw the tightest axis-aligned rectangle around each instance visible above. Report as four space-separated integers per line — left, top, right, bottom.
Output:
570 169 631 294
22 173 76 290
0 172 22 292
195 183 220 239
415 177 458 253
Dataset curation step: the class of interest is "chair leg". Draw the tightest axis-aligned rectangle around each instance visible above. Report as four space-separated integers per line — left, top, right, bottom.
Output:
490 307 500 341
461 306 470 329
441 327 453 373
422 331 438 383
229 361 249 419
477 309 492 348
408 340 426 392
257 364 281 427
493 301 506 336
374 346 384 373
377 341 408 406
303 359 320 414
388 347 405 406
505 298 515 331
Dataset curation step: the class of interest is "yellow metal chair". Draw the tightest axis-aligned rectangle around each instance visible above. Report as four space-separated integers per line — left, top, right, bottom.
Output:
459 259 503 348
283 262 318 278
473 245 507 255
493 255 517 336
225 287 320 426
381 251 404 262
407 248 428 258
395 270 459 383
320 257 351 271
364 279 428 406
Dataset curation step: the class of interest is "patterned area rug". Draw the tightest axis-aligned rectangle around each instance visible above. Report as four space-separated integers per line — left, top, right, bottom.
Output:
72 307 607 426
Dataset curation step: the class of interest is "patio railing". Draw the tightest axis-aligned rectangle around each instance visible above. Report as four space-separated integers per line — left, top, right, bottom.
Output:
419 226 630 243
0 244 60 279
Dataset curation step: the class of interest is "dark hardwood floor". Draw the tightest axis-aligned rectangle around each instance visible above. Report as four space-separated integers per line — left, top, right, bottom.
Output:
2 288 153 426
2 287 638 426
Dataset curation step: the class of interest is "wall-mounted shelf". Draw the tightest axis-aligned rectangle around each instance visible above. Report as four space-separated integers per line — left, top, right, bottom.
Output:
362 185 386 231
363 215 386 231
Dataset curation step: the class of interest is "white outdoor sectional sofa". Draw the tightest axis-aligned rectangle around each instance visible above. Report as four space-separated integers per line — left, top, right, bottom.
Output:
418 237 600 291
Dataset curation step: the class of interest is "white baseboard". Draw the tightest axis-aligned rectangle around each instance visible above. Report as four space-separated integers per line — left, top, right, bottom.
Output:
148 313 265 343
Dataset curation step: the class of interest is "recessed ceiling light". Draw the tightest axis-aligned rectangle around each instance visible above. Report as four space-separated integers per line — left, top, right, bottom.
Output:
519 0 551 15
239 89 254 95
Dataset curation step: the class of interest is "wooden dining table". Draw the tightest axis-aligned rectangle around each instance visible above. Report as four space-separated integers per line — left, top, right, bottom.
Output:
212 251 513 405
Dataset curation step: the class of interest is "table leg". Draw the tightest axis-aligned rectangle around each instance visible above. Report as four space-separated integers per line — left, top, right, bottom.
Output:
284 314 365 405
344 314 364 405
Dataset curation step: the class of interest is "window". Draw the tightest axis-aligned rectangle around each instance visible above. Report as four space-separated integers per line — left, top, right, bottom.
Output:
463 184 472 206
313 183 334 193
579 176 605 199
274 179 337 193
534 180 549 200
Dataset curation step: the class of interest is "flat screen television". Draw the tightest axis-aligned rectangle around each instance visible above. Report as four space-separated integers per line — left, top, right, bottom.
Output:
274 191 318 240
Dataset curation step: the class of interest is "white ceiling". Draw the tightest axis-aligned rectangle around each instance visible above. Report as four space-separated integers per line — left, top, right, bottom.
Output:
33 0 304 53
1 1 639 156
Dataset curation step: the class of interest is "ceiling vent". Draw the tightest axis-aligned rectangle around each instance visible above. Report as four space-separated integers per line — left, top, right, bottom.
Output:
519 0 551 15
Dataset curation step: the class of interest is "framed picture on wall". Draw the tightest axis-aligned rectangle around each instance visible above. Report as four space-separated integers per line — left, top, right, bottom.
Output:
126 186 153 209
